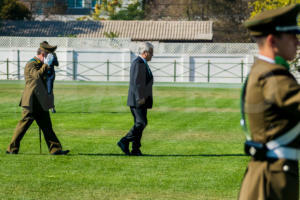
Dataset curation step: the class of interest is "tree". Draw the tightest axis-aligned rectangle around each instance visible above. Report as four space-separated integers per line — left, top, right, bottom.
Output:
110 0 144 20
92 0 123 20
144 0 249 22
18 0 68 16
144 0 251 42
104 31 119 38
77 0 145 21
43 0 68 16
249 0 300 17
0 0 32 20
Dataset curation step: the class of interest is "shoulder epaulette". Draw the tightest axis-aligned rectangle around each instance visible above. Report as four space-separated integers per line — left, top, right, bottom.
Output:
28 58 41 64
258 69 296 82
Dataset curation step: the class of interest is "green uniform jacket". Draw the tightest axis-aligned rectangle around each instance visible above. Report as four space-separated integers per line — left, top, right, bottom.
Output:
19 57 52 111
246 59 300 148
239 58 300 200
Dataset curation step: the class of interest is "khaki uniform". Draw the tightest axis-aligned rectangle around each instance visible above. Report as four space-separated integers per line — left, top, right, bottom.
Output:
239 59 300 200
19 58 54 111
7 57 62 154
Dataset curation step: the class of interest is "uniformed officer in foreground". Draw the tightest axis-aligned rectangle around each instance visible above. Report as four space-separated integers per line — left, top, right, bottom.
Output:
6 42 69 155
239 4 300 200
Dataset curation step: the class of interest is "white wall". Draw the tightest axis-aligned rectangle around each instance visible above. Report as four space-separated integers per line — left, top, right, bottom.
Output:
0 47 254 83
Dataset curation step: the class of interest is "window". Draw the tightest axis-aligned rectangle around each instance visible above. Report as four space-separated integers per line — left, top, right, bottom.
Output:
68 0 75 7
76 0 83 7
68 0 84 8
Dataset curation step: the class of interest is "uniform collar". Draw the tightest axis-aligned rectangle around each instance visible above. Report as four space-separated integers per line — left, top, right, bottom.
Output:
275 56 290 70
34 56 42 64
257 54 275 64
257 54 290 70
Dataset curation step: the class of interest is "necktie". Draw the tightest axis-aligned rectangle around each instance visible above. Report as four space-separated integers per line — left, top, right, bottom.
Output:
145 62 153 78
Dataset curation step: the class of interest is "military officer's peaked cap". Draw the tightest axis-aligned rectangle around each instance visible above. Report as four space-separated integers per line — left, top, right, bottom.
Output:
244 4 300 36
40 41 57 53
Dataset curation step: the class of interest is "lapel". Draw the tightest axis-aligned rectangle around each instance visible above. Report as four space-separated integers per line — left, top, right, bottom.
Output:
137 56 153 79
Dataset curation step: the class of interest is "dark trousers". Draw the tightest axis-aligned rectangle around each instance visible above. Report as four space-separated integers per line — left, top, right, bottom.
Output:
122 106 148 150
46 72 55 94
8 96 62 154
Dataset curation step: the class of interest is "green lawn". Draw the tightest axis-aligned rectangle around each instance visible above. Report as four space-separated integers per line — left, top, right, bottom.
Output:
0 81 249 200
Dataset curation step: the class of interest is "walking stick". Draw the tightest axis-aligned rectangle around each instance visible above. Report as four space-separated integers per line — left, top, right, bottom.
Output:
39 127 42 154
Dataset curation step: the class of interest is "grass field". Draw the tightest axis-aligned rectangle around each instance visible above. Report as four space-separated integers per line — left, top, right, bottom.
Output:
0 81 249 200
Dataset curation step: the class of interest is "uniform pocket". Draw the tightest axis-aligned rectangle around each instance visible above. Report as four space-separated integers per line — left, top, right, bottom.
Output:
269 160 298 176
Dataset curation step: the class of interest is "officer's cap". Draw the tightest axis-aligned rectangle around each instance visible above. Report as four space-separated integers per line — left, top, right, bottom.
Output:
244 4 300 36
40 41 57 53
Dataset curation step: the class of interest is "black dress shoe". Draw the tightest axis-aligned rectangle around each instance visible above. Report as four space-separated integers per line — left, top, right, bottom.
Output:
6 150 18 154
51 150 70 155
117 140 130 155
131 149 143 156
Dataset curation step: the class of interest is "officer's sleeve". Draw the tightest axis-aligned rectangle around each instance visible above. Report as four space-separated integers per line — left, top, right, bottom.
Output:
261 74 300 116
27 62 48 80
133 62 146 101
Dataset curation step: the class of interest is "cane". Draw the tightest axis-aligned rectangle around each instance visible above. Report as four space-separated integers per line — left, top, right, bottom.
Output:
39 127 42 154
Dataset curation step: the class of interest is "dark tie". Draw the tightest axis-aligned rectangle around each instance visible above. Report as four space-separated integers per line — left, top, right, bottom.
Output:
145 62 153 78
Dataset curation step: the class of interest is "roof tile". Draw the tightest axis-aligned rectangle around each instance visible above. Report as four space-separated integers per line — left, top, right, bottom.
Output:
0 20 213 41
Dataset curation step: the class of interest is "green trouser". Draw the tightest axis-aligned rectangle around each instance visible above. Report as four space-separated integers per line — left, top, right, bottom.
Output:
7 97 62 154
239 159 299 200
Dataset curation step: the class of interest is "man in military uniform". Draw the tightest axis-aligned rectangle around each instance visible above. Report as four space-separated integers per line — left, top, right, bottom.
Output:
239 4 300 200
6 42 69 155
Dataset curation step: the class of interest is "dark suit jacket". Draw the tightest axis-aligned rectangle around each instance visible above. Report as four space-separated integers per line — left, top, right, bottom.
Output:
127 56 153 108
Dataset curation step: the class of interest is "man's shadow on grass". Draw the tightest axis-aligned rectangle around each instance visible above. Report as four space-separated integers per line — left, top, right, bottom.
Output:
0 111 127 114
78 153 246 157
5 153 246 157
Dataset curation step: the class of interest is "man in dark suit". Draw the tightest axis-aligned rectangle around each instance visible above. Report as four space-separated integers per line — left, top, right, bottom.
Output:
6 42 69 155
117 42 154 156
